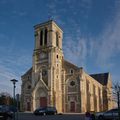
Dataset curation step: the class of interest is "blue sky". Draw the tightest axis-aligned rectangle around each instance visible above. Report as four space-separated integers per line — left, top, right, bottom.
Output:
0 0 120 95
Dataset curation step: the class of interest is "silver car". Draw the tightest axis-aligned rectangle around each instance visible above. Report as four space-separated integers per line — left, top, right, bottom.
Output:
96 108 119 120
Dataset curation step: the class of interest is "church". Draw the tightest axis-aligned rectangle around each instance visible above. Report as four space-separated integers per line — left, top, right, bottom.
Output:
21 20 113 113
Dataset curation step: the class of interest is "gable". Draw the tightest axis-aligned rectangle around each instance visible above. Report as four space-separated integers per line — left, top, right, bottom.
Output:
21 67 32 82
63 59 79 73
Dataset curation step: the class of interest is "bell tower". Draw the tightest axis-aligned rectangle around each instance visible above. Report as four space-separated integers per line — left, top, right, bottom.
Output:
32 20 63 112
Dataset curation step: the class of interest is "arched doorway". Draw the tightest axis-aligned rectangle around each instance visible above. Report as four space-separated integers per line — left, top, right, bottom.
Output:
26 99 31 111
35 88 47 108
40 97 47 107
70 101 75 112
27 102 31 111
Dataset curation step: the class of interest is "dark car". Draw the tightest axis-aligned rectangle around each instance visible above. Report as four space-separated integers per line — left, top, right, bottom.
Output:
96 108 119 120
8 105 17 113
0 105 13 120
34 106 57 115
95 111 104 119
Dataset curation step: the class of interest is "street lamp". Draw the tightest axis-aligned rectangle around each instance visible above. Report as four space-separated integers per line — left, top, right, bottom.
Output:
10 79 18 120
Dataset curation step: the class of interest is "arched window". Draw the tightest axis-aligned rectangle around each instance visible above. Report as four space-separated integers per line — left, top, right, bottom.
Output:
56 32 59 47
40 30 43 46
70 69 74 74
44 29 47 45
28 85 31 89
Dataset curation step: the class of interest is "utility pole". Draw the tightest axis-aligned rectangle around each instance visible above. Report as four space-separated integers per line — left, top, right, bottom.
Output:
113 83 120 119
10 79 18 120
117 91 120 120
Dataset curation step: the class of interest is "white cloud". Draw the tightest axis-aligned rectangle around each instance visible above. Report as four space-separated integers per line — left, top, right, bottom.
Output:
46 0 57 18
95 3 120 68
0 64 20 95
12 10 27 17
63 0 120 72
63 31 87 68
0 43 32 95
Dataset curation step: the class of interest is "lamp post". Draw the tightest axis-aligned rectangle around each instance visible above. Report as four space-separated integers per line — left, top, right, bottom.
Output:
10 79 18 120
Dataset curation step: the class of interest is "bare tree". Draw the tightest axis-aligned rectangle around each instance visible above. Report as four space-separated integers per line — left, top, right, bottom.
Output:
112 83 120 119
0 92 13 105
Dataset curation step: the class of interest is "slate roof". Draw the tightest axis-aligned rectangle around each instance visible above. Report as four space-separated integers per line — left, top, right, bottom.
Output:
21 67 32 77
63 59 79 70
90 73 109 86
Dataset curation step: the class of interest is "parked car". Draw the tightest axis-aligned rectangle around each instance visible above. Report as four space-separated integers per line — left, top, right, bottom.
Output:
95 108 119 120
33 106 57 115
0 105 13 120
8 105 17 112
95 111 105 120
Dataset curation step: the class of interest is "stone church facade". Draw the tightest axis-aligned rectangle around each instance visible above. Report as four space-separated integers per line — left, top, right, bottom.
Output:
21 20 113 113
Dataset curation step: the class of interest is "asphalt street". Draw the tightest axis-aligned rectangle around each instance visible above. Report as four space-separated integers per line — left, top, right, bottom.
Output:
16 112 85 120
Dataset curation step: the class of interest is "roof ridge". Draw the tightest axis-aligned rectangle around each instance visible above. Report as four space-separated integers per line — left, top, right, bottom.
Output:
63 59 80 69
90 72 109 75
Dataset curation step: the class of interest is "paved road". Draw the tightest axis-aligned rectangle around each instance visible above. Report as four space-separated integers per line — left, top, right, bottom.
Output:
16 112 85 120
